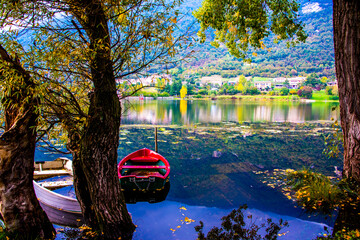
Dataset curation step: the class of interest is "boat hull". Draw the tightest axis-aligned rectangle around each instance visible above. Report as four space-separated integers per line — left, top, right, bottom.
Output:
123 181 170 204
118 148 170 193
33 181 84 227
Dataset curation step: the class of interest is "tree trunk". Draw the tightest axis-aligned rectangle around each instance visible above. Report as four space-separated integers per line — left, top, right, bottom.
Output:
0 109 55 239
332 0 360 233
0 46 55 238
70 1 135 239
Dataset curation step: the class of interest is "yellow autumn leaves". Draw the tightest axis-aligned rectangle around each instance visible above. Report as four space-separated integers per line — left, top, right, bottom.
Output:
169 206 195 233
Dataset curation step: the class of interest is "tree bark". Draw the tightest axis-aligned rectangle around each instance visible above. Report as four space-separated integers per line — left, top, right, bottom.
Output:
333 0 360 183
69 1 135 239
0 46 55 239
333 0 360 233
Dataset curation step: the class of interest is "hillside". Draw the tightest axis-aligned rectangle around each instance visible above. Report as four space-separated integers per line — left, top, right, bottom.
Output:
162 0 335 82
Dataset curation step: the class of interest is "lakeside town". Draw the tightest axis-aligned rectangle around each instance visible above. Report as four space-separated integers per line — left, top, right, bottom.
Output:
118 73 338 100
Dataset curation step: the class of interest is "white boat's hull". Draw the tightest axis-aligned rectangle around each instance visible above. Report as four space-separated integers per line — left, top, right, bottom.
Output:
33 181 84 227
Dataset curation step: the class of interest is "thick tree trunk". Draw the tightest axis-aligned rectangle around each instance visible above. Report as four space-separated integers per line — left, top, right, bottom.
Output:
0 46 55 239
334 0 360 183
0 109 55 239
332 0 360 233
70 1 135 239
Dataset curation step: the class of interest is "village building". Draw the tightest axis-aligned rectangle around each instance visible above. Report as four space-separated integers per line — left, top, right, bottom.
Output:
116 74 172 86
200 75 224 87
269 77 306 89
254 81 272 90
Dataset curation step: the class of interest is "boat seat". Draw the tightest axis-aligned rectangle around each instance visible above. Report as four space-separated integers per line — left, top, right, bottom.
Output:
121 165 166 169
130 156 159 162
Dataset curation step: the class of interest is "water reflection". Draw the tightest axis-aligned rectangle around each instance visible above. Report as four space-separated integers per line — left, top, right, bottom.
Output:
122 99 339 125
127 201 329 240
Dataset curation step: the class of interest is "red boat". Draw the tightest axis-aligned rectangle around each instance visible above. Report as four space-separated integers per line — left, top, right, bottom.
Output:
117 148 170 192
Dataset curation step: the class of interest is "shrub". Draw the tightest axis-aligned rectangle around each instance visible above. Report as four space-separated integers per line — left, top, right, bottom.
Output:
280 87 290 96
297 86 313 99
289 89 298 95
194 94 203 98
159 92 170 97
245 86 260 95
198 89 208 95
329 95 339 100
325 86 333 95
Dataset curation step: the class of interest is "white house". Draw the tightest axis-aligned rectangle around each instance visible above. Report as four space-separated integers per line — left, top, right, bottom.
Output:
116 74 172 86
254 81 272 90
273 77 305 89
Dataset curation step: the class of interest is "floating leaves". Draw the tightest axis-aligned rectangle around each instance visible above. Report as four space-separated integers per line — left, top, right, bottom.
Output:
169 205 196 234
184 217 195 224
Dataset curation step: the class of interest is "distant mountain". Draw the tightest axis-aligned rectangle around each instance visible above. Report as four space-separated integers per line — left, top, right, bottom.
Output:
164 0 335 81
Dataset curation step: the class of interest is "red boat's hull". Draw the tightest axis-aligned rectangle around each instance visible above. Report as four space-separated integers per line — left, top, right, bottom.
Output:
118 148 170 192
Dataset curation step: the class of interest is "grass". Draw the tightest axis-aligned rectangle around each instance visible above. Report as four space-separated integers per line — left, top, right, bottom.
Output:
253 77 272 81
189 94 296 101
312 90 330 101
140 87 158 93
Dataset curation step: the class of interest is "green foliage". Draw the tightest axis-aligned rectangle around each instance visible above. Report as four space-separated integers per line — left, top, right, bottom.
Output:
195 204 288 240
238 75 247 85
193 0 306 61
329 95 339 100
283 80 290 89
198 89 209 95
325 86 333 95
297 86 312 99
303 73 325 89
279 87 290 96
170 80 182 96
286 169 343 215
318 229 360 239
158 92 170 97
244 86 260 95
323 119 343 159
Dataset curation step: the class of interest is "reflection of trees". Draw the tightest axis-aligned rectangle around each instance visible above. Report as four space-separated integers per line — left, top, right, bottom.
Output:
180 100 187 116
122 100 340 124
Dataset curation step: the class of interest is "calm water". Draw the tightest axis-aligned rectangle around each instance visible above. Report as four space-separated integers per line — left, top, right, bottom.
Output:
51 99 340 239
121 99 339 125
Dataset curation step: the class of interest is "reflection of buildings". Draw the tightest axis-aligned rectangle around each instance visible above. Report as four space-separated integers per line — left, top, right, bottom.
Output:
253 105 272 121
197 103 223 123
124 104 172 124
122 100 340 125
287 106 306 122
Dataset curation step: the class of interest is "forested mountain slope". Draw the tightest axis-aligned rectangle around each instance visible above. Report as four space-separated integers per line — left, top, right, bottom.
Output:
165 0 334 80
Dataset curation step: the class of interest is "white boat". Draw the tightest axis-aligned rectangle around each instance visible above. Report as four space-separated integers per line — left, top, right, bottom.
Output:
33 158 84 227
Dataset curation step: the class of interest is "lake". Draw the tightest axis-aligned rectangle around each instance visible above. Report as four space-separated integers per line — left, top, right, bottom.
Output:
52 99 341 239
121 98 339 125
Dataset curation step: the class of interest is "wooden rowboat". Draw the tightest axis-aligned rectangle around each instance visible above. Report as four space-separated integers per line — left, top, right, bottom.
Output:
33 149 170 227
33 157 84 227
33 181 84 227
117 148 170 193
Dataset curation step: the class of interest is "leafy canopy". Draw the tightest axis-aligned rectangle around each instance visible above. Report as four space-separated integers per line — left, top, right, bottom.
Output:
193 0 307 60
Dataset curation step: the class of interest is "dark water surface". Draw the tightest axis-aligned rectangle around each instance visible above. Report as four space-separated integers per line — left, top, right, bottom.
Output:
51 99 340 239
